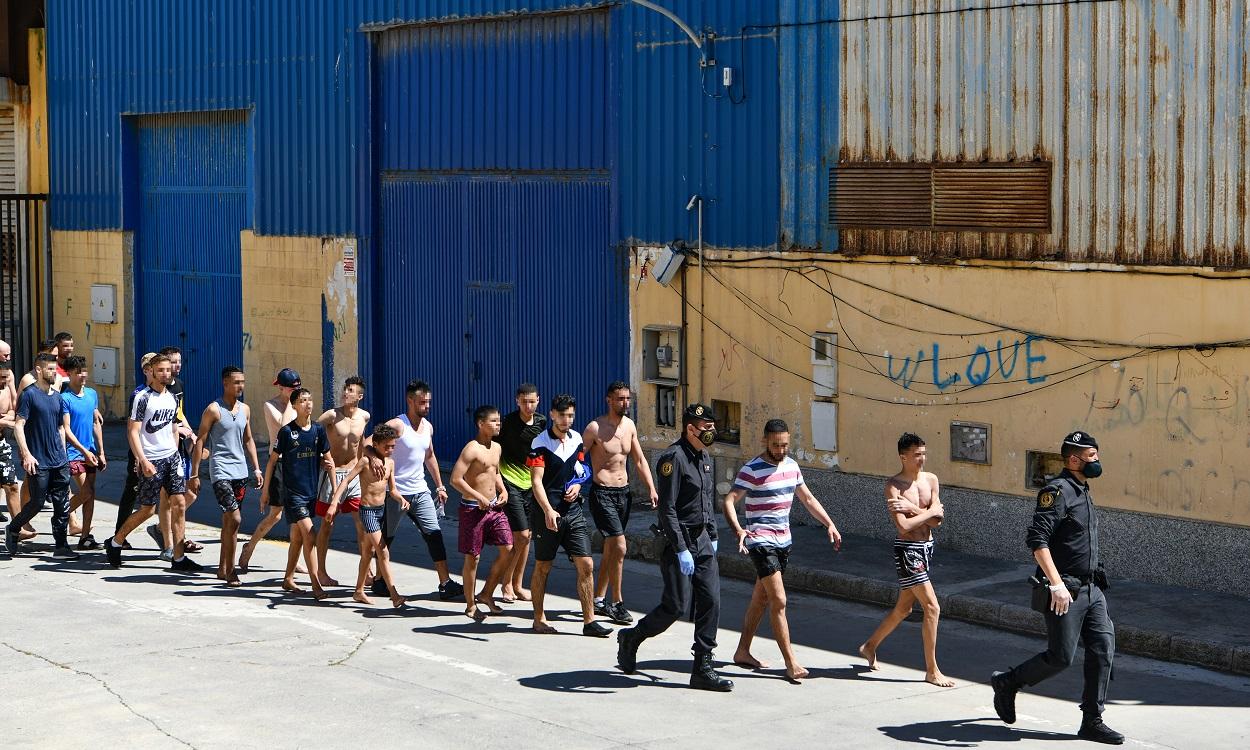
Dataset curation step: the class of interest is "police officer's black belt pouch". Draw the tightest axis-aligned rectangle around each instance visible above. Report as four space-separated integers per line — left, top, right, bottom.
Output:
1030 582 1049 614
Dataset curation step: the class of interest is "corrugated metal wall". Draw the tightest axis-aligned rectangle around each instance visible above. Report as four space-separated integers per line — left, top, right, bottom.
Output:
619 0 781 249
785 0 1250 267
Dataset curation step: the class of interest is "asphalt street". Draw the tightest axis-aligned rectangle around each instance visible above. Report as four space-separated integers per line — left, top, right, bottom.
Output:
2 503 1248 749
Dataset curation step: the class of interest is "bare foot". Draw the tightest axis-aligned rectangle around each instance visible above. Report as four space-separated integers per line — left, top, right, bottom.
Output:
475 593 504 615
318 574 339 587
390 591 405 609
19 528 37 541
532 621 558 634
313 588 329 601
216 570 227 580
926 671 955 688
733 652 769 669
22 523 36 533
237 550 252 573
499 587 517 604
785 664 810 682
282 580 304 594
295 563 308 574
363 573 375 586
858 643 879 670
465 606 487 621
514 587 532 602
226 573 242 588
353 591 374 605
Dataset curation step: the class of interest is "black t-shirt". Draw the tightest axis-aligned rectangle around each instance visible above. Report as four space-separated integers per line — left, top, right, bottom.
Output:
499 410 547 488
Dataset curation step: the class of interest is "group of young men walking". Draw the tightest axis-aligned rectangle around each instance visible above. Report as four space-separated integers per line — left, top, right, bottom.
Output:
0 335 1124 742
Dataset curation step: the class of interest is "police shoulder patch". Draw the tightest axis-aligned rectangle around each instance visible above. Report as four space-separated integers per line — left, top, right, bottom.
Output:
660 461 674 477
1038 491 1056 509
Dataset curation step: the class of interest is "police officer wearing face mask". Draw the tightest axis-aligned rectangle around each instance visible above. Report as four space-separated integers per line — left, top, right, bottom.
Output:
616 403 732 692
992 431 1123 745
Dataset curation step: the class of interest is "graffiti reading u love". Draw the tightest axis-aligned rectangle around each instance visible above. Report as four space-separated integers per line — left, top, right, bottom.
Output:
885 335 1047 391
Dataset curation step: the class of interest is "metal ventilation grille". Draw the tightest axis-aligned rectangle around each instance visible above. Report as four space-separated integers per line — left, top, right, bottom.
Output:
829 165 931 229
829 162 1051 233
933 164 1050 232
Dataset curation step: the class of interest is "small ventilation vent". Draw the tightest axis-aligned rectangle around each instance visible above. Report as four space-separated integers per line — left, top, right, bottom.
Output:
829 165 931 229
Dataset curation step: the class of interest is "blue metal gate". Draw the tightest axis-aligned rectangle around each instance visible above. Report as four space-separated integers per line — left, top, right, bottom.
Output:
133 111 250 419
374 11 624 458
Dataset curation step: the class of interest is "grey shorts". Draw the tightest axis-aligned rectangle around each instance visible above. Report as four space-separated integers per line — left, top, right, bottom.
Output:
385 490 440 538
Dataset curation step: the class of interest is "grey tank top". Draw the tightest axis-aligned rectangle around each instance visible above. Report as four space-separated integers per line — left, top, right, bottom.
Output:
208 399 248 481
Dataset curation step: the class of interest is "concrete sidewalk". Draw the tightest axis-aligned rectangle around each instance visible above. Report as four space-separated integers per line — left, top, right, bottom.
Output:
47 422 1250 676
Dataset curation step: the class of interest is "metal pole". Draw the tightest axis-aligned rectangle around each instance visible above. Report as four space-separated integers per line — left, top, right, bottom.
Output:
697 196 704 403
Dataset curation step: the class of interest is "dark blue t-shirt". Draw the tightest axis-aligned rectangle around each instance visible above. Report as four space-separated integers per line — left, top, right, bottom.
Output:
17 385 69 469
274 421 329 503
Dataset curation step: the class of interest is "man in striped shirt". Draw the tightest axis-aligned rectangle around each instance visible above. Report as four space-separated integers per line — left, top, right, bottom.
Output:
858 432 954 688
723 419 841 682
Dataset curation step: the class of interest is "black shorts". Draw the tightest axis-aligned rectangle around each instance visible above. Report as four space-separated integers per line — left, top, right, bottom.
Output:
589 484 631 538
267 462 285 507
530 502 592 562
502 480 533 532
749 546 790 579
284 495 315 524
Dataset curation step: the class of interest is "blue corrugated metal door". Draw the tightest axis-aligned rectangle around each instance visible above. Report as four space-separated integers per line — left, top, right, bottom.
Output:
375 11 624 457
134 111 250 419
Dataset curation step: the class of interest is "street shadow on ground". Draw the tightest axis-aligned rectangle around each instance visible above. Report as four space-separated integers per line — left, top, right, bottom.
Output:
877 717 1072 746
408 619 514 642
518 659 774 694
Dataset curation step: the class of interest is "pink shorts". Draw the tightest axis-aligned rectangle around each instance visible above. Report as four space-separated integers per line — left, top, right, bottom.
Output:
458 503 513 557
69 460 97 477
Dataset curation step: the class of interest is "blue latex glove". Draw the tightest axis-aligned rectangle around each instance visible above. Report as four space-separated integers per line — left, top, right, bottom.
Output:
711 539 718 554
677 549 695 576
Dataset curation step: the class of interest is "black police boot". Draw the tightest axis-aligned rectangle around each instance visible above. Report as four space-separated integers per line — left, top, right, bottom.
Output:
991 669 1020 724
689 652 733 692
1078 715 1124 745
616 627 644 674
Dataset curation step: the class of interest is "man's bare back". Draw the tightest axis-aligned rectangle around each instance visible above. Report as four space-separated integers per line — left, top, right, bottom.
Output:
887 471 940 542
584 415 637 486
458 439 503 506
264 395 297 446
319 407 369 467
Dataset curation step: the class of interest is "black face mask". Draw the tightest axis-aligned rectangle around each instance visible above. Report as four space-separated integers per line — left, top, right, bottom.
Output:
691 425 716 447
1081 459 1103 479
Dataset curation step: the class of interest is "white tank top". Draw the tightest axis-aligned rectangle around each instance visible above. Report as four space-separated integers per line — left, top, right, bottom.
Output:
392 414 431 495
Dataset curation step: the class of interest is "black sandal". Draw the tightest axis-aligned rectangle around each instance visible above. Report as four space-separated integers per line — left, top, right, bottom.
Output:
77 534 100 550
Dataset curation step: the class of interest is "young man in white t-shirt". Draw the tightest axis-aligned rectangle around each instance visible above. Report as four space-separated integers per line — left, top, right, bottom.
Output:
105 355 202 573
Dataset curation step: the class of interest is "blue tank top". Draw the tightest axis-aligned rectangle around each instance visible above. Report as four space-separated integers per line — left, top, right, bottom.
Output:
208 399 248 481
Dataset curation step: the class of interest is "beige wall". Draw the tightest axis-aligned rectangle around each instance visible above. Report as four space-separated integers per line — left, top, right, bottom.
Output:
630 249 1250 527
50 230 132 417
50 230 359 435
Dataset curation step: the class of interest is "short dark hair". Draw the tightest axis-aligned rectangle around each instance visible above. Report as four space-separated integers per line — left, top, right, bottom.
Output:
764 418 789 435
516 382 538 397
1061 443 1083 460
898 432 926 453
34 352 58 366
54 331 74 343
63 355 88 373
406 379 431 397
606 380 630 396
344 375 365 391
158 346 181 357
221 365 244 380
290 387 312 404
38 338 57 352
474 405 500 423
372 424 399 443
550 393 576 412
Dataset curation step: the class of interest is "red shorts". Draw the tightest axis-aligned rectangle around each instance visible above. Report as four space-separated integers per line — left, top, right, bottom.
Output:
458 503 513 557
69 460 98 477
316 497 360 517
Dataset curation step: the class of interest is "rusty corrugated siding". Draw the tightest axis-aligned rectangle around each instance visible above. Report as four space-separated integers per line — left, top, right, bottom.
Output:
828 0 1250 267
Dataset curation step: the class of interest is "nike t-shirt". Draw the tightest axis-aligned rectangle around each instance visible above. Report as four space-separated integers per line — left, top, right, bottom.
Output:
130 386 179 461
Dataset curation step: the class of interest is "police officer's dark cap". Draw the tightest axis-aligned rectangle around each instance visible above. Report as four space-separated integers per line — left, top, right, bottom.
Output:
683 403 715 423
1061 431 1098 450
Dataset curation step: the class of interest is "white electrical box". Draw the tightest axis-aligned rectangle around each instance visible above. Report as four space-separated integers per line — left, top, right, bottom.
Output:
92 346 119 387
90 284 117 323
653 245 685 286
811 332 837 397
812 401 838 452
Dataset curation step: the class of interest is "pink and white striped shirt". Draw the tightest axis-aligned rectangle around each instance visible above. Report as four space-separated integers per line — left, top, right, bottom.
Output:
733 456 804 550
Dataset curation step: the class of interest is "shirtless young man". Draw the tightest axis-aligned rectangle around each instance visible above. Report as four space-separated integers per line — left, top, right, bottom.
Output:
0 341 22 528
583 381 658 625
449 406 514 621
238 368 301 574
189 366 264 587
858 432 954 688
329 423 406 609
314 376 369 587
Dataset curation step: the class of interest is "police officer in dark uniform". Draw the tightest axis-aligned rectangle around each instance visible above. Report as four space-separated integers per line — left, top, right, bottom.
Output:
991 431 1123 745
616 403 732 692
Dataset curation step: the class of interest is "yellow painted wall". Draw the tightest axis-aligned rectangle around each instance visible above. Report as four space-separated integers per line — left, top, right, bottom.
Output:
50 230 132 417
26 28 49 194
240 231 358 445
630 249 1250 527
